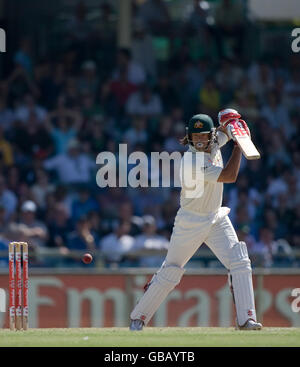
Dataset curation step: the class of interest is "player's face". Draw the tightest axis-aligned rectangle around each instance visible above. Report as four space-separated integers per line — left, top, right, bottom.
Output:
191 133 211 152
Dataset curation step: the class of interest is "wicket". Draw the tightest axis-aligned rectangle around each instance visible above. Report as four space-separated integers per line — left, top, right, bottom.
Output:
9 242 29 331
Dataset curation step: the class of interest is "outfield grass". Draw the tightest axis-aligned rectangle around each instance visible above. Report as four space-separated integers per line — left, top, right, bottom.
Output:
0 327 299 347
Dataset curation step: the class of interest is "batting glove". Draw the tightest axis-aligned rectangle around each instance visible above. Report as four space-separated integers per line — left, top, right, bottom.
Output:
218 108 241 127
226 119 251 146
238 119 251 137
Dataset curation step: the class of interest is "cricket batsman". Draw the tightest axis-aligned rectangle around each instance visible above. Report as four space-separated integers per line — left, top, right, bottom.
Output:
129 109 262 331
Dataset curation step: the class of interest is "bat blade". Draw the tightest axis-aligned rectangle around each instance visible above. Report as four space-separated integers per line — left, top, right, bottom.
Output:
235 135 261 160
229 120 261 160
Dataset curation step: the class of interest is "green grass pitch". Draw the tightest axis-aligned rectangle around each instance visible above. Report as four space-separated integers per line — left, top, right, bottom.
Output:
0 327 300 347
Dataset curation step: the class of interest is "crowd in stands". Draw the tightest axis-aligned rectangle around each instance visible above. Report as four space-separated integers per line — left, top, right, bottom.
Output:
0 0 299 269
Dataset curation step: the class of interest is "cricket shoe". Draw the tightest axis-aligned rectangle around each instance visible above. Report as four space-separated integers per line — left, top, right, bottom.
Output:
129 319 144 331
236 318 262 330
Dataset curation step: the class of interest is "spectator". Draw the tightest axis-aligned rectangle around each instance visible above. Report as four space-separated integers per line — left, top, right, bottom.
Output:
77 60 99 95
19 200 48 247
110 201 143 236
100 221 135 266
109 66 138 111
44 139 95 185
13 110 53 159
0 175 17 220
31 169 55 210
133 215 168 267
14 94 47 124
45 106 82 154
250 227 275 267
113 48 146 86
251 228 294 267
87 210 105 238
71 187 99 222
48 203 72 249
126 84 162 117
67 216 97 251
96 187 130 221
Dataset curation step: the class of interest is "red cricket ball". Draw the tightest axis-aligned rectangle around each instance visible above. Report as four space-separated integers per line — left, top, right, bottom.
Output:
82 253 93 264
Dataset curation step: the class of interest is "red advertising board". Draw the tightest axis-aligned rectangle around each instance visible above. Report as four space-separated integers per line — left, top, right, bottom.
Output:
0 273 299 328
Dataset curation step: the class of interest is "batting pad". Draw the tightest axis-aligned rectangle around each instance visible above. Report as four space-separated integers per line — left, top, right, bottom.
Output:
130 264 185 325
229 241 257 326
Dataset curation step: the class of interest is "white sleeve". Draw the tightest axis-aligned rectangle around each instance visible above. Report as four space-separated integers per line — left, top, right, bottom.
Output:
217 131 229 148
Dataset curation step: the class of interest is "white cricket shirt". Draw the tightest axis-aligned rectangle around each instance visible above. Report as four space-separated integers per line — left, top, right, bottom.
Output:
179 132 228 215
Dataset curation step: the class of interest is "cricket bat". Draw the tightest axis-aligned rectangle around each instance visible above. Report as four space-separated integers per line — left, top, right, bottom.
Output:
228 120 261 160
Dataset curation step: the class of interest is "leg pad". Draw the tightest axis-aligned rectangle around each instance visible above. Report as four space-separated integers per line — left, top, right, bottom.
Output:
130 263 185 325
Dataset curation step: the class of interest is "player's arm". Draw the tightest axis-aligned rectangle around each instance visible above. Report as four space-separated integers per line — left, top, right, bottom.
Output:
217 125 230 138
217 145 242 183
216 127 230 148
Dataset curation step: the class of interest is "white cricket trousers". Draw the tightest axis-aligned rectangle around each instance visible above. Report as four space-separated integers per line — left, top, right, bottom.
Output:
165 206 257 325
166 206 238 269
